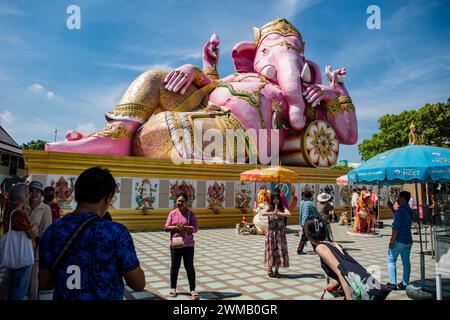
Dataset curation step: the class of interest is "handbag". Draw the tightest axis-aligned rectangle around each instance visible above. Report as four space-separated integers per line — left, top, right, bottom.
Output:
171 211 190 249
171 236 185 248
0 209 34 269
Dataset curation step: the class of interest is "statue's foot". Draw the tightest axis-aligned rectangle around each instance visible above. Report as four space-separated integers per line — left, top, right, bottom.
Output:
45 135 131 156
65 130 87 141
45 121 138 156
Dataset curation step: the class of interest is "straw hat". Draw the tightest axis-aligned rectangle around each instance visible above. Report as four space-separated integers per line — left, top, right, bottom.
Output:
317 193 331 202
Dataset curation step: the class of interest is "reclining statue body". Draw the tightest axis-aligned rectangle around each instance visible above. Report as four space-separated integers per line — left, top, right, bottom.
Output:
46 18 357 165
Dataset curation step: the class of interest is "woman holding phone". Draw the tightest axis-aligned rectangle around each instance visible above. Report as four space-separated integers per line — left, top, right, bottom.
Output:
164 192 199 299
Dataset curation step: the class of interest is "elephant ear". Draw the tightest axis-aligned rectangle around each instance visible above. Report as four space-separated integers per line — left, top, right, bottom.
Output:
305 59 322 84
232 41 257 73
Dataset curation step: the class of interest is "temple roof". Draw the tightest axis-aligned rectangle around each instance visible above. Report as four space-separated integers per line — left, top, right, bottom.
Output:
0 125 22 156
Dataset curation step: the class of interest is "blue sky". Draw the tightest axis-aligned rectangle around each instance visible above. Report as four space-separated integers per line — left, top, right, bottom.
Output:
0 0 449 162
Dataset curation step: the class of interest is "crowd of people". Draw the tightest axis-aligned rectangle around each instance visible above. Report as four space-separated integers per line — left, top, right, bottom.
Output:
0 168 144 300
1 180 60 300
296 189 414 298
0 167 414 300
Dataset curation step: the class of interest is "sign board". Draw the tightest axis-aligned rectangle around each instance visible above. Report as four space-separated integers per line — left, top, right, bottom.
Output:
435 236 450 278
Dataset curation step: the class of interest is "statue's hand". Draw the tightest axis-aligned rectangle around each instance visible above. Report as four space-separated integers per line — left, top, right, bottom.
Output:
325 65 346 85
325 66 349 97
163 64 197 95
303 83 338 107
202 34 220 70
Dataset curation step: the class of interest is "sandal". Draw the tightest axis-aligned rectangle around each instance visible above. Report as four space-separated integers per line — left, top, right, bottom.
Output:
274 272 281 278
191 291 199 300
169 289 177 297
268 271 275 277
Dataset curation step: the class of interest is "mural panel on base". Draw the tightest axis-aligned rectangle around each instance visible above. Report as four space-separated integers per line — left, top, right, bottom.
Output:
133 178 159 210
46 175 76 211
169 180 197 209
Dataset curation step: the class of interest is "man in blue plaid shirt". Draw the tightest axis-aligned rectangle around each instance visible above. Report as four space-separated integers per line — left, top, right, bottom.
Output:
297 191 320 254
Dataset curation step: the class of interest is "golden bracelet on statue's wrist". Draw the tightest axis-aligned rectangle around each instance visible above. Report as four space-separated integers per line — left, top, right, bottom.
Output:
204 69 219 80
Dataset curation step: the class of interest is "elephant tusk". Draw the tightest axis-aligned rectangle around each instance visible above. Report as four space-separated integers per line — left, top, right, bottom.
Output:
325 65 333 80
300 63 311 83
337 74 345 84
260 65 277 81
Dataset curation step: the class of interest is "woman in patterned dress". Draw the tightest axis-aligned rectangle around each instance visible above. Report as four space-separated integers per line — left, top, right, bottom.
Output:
303 216 391 300
262 193 291 278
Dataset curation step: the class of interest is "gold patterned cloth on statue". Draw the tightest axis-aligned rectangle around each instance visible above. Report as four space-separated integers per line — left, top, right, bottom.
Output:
132 108 257 162
104 70 218 124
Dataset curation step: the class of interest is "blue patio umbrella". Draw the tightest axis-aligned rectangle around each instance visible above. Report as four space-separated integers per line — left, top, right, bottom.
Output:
347 145 450 185
348 144 450 286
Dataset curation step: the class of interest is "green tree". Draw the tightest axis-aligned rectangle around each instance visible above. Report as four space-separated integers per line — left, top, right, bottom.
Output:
22 140 48 150
358 98 450 161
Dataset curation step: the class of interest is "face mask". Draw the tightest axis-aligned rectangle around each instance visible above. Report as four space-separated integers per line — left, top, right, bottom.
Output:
44 195 54 202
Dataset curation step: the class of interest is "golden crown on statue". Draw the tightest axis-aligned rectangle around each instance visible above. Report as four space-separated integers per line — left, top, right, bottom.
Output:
253 18 304 51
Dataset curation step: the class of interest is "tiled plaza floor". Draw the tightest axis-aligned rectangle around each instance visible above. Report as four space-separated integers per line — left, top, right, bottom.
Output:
126 220 448 300
2 220 449 300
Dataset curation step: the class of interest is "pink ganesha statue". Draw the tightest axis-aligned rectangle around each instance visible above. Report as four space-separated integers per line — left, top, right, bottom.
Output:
46 18 357 167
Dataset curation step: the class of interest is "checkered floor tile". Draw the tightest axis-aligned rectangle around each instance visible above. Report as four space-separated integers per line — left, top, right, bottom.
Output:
1 219 448 300
130 220 448 300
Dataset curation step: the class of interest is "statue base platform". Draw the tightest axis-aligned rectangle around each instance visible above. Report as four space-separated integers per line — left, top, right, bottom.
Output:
23 150 350 230
346 230 382 237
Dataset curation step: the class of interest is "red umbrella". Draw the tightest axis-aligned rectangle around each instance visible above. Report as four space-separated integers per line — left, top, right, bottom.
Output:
240 168 263 182
336 174 348 186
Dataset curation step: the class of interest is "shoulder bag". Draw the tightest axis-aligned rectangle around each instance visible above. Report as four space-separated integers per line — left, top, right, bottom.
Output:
171 211 190 249
0 209 34 269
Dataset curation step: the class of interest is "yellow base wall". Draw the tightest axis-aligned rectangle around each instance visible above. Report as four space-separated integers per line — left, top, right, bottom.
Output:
23 150 360 230
107 209 301 231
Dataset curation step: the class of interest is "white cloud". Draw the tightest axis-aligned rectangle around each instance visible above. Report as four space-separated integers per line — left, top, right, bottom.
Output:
125 46 202 61
0 4 23 16
351 54 450 121
27 83 58 99
273 0 323 20
337 52 449 161
381 56 450 87
0 34 26 47
28 83 44 92
324 1 450 125
0 110 15 127
76 123 97 134
99 62 173 72
123 1 322 64
385 0 438 30
7 117 59 143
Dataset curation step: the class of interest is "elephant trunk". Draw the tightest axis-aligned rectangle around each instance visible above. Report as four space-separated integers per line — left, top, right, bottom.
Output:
275 55 306 131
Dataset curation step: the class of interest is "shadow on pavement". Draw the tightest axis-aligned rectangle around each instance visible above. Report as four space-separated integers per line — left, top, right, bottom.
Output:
286 228 299 235
408 278 450 300
343 248 361 251
197 291 242 300
281 273 326 279
0 268 10 300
